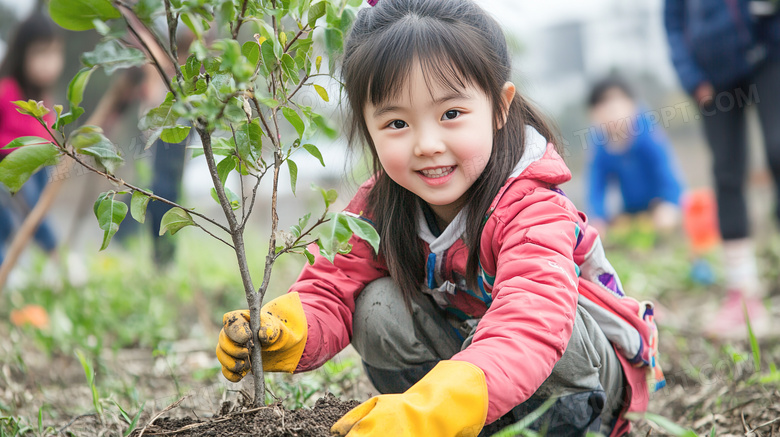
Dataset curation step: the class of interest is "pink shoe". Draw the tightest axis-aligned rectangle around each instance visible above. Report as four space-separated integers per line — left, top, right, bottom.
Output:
705 291 772 340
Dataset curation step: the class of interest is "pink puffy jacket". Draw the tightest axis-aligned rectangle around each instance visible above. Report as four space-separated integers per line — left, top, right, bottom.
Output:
289 128 660 436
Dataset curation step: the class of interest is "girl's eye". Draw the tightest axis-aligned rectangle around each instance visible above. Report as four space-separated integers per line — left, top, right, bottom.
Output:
388 120 408 129
442 110 461 120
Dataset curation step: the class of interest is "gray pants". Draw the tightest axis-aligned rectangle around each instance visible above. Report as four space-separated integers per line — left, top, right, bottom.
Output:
352 277 625 436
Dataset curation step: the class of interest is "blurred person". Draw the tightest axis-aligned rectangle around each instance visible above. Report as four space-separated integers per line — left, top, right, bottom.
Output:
665 0 779 337
586 76 684 238
0 13 64 266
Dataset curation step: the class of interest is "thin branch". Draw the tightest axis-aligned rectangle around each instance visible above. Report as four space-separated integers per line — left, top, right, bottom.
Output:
115 0 178 69
232 0 250 39
273 213 329 260
117 8 177 97
138 395 189 437
193 222 235 249
250 95 276 146
61 148 230 234
198 127 239 230
241 171 264 229
286 74 310 101
283 25 310 53
164 0 184 86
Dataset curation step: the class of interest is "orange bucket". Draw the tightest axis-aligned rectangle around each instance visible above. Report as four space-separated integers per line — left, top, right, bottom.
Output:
682 188 720 254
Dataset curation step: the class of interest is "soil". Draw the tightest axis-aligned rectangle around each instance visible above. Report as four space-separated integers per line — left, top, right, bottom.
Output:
130 394 360 437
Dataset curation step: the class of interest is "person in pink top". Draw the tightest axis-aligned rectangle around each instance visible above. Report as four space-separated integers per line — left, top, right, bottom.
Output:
0 13 64 265
216 0 664 435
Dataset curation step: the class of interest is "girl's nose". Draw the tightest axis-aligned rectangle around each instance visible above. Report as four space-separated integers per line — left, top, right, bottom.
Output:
413 128 446 157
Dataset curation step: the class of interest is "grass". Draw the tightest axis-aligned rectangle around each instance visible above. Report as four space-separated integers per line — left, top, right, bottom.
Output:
2 215 779 435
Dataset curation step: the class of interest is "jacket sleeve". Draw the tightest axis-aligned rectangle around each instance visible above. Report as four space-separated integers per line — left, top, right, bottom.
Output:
663 0 707 94
587 149 609 222
288 183 389 372
452 188 581 423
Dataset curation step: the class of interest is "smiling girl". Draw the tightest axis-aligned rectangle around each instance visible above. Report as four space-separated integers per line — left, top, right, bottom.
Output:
216 1 663 435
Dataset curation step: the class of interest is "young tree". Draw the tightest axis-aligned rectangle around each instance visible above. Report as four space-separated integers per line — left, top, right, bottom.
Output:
0 0 377 406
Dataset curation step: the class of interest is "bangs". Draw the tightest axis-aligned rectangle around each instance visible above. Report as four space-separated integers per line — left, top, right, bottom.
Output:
346 15 501 110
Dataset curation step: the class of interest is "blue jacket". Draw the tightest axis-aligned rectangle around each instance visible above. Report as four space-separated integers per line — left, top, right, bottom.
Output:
587 112 684 221
664 0 780 94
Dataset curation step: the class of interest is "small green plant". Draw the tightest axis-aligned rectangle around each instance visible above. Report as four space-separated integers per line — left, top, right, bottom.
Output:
76 350 104 423
0 416 32 437
490 397 556 437
110 400 145 437
624 412 698 437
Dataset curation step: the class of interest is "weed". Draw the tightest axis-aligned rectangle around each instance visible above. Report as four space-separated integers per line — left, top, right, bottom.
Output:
75 350 104 423
490 397 556 437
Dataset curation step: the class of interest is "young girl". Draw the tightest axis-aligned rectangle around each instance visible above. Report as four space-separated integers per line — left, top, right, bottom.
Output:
0 13 64 265
217 0 663 435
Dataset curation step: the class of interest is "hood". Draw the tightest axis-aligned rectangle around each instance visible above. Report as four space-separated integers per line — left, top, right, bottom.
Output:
510 125 571 186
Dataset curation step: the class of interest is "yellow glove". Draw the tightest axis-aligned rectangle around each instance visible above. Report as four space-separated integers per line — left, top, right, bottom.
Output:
216 292 308 381
331 360 488 437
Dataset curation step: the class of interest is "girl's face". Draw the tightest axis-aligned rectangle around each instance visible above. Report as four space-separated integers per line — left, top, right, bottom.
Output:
364 63 510 225
25 39 65 89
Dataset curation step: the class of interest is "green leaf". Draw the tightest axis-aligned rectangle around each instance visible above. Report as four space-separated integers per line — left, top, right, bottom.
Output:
287 159 298 195
303 247 316 265
13 100 50 119
93 192 109 218
71 125 124 174
0 143 59 193
55 107 85 131
2 136 51 150
134 0 162 22
745 301 761 372
623 413 697 437
281 53 299 84
217 156 235 186
260 40 277 74
234 120 263 162
315 55 322 73
210 187 241 210
160 126 191 143
183 55 202 80
345 214 380 253
82 40 147 75
139 94 177 131
241 41 260 67
491 397 556 437
96 196 128 251
49 0 120 31
302 143 325 166
312 183 338 208
324 28 343 53
313 84 329 102
130 191 151 224
282 107 305 137
159 207 195 236
308 1 327 27
67 67 96 109
311 113 338 138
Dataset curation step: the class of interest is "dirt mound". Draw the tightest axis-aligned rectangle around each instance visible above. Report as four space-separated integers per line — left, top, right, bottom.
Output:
130 394 360 437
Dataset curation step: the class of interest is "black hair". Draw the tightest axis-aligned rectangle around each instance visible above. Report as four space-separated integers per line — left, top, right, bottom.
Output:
0 13 62 101
587 75 634 108
342 0 560 307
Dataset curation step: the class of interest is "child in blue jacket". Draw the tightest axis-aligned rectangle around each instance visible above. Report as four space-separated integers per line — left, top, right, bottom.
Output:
586 77 684 235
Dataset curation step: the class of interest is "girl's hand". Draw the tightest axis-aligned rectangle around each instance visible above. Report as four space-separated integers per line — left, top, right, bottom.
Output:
331 360 488 437
216 292 308 380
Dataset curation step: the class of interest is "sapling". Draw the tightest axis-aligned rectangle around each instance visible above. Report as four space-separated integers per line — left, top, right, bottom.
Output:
0 0 377 406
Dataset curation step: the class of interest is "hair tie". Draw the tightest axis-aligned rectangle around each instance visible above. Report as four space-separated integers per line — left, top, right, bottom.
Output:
367 0 378 5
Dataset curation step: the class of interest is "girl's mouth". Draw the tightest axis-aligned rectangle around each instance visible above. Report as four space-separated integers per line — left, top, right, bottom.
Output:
418 166 455 179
